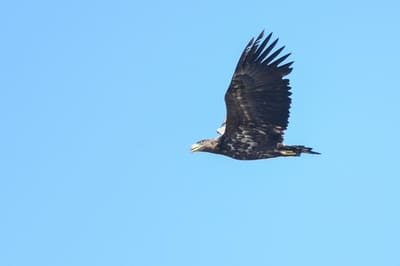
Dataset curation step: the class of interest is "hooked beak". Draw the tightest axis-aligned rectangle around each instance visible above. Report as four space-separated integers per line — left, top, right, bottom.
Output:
190 143 202 152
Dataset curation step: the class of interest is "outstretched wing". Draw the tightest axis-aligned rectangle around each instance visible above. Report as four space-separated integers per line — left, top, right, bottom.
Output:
223 31 293 149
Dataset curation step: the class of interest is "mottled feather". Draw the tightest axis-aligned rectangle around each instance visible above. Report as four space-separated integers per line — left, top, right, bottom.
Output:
221 31 293 156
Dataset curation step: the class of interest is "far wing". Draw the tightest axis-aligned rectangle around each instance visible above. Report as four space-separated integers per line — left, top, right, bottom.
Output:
216 119 226 135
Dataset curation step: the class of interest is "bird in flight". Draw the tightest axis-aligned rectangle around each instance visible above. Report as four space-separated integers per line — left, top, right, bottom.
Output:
190 31 319 160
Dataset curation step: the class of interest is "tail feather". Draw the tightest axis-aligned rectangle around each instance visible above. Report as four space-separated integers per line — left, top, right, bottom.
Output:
297 145 320 155
279 145 320 156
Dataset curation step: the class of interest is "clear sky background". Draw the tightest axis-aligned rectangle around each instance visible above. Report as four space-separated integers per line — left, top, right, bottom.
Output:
1 0 400 265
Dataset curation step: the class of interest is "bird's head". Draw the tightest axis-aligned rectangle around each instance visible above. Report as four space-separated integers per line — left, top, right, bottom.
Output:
190 138 219 153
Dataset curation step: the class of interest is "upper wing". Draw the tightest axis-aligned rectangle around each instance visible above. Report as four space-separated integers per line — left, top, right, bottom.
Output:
223 31 293 146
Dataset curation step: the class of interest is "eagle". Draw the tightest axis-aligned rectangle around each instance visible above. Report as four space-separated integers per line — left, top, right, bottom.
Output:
190 31 320 160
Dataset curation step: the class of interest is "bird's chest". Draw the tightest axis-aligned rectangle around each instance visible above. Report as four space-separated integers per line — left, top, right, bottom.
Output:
219 132 276 160
220 128 276 160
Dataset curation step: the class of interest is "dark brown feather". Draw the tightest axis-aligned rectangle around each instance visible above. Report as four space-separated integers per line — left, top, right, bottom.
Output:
222 31 293 154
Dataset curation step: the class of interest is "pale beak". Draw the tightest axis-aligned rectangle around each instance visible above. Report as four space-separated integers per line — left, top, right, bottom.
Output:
190 143 202 152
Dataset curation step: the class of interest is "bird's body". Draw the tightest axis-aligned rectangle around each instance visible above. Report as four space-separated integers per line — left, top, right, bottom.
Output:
191 31 319 160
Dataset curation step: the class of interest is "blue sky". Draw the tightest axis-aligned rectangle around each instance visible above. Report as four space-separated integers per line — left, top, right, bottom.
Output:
1 0 400 265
